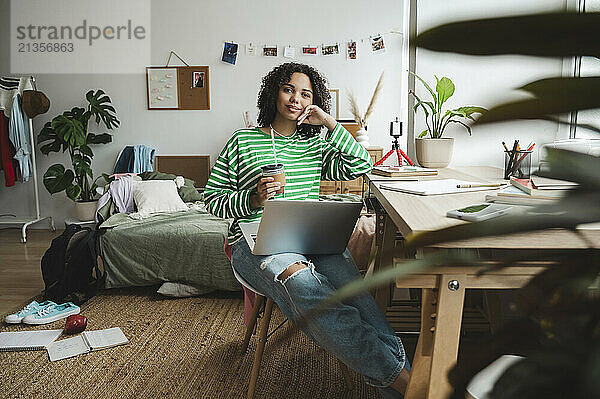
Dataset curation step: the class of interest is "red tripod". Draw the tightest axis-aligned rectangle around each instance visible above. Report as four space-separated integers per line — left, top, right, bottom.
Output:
374 136 414 167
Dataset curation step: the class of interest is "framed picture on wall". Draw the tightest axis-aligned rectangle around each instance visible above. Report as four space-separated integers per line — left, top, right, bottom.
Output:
328 88 339 119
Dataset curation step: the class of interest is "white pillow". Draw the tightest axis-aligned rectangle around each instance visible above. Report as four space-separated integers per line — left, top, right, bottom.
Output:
132 180 188 215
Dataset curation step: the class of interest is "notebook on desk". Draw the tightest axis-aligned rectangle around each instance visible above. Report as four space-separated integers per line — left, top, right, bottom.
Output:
379 179 503 196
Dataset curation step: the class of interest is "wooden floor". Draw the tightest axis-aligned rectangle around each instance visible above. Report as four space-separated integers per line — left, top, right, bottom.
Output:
0 228 60 315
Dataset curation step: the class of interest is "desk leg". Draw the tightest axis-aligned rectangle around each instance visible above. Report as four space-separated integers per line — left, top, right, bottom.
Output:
405 289 436 399
427 273 466 399
373 214 396 312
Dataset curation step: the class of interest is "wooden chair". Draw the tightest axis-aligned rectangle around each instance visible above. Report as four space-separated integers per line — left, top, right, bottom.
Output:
231 267 355 399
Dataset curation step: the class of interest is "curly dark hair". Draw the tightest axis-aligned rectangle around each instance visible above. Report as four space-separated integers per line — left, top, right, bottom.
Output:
257 62 331 138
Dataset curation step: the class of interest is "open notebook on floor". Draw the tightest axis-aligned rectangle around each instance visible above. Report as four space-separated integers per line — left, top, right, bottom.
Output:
0 330 62 352
46 327 128 361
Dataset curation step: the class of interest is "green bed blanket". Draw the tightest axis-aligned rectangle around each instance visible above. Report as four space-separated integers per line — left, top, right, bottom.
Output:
99 208 240 292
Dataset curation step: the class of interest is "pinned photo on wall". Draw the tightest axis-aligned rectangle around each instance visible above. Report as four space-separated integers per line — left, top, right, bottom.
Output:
370 34 386 55
284 46 296 59
263 46 278 57
193 71 205 88
222 42 239 65
322 43 340 56
302 46 318 56
346 40 357 60
246 43 256 56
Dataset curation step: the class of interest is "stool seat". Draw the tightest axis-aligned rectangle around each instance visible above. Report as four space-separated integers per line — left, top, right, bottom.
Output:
231 265 264 297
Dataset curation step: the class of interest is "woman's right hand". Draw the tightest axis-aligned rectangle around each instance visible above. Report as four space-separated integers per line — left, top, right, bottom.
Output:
250 177 281 209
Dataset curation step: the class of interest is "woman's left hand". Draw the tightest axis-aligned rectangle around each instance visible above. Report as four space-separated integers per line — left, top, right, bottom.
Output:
297 105 337 131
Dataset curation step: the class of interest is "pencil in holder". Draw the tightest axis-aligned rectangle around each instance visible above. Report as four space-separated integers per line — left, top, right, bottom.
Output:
504 150 532 180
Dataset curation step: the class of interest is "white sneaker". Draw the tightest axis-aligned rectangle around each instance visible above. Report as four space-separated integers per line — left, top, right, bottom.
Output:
22 302 80 325
4 300 56 324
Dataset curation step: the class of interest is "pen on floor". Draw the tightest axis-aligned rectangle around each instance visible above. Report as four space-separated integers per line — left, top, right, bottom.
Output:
456 183 507 188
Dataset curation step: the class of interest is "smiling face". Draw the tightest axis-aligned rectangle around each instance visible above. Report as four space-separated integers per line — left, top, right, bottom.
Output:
276 72 314 121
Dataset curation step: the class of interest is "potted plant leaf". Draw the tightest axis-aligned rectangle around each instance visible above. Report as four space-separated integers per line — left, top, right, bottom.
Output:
38 89 119 221
410 73 486 167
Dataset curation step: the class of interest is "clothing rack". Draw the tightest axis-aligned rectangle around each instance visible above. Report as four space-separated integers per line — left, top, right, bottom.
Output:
0 76 55 243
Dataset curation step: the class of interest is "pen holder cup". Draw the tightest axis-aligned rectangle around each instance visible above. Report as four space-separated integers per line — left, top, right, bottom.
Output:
504 150 532 180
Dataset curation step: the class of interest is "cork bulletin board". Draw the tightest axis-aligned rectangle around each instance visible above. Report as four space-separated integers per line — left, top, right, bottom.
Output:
146 66 210 110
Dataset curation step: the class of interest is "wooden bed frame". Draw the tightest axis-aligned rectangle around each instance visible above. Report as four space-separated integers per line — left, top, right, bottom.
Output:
154 155 211 188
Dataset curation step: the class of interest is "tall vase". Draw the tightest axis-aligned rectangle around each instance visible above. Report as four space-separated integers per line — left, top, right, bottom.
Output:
355 127 370 148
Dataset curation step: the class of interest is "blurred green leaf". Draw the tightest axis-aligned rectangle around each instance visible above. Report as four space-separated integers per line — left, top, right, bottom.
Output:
413 12 600 57
475 77 600 125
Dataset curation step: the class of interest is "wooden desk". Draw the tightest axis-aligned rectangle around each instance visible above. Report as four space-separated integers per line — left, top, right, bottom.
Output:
367 166 600 399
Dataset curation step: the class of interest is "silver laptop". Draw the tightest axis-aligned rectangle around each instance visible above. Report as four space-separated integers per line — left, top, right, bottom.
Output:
239 199 363 255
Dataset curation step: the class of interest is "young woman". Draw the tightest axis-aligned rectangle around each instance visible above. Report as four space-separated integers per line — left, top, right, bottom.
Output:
204 62 409 397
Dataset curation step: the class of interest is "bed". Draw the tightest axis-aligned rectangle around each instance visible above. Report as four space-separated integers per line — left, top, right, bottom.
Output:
98 155 241 295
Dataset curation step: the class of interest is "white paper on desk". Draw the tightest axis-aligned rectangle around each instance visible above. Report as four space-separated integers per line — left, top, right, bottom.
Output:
379 179 501 196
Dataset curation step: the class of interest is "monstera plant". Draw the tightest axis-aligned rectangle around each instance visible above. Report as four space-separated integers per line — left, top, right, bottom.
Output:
38 89 119 203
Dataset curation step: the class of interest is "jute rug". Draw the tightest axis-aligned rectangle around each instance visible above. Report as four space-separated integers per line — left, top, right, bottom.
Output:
0 287 380 399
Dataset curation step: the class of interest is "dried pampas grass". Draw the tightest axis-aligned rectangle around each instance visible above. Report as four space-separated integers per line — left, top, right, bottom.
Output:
347 71 384 129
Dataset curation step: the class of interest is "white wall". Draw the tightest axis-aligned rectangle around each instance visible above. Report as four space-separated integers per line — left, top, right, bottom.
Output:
414 0 568 166
0 0 405 226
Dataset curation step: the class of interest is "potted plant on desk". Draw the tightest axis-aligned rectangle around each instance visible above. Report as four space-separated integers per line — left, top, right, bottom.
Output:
410 73 486 167
38 89 119 221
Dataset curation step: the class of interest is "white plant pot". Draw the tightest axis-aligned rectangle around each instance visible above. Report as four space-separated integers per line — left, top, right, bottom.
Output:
355 128 370 148
75 200 98 222
415 138 454 168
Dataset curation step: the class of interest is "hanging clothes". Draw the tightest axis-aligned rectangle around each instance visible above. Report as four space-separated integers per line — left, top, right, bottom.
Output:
0 112 16 187
114 145 155 174
1 76 34 186
133 145 155 173
9 94 32 182
0 77 33 117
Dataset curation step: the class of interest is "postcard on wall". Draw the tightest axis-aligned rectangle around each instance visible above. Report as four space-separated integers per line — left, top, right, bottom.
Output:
302 46 318 56
147 68 178 109
263 46 278 57
370 34 386 55
284 46 296 59
193 71 205 88
246 43 256 56
322 43 340 56
347 40 357 60
222 42 239 65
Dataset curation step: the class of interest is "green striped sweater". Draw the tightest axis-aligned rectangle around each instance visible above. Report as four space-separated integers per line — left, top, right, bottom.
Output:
204 123 373 244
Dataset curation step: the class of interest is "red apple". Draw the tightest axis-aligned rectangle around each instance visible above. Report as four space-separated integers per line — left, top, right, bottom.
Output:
64 314 87 334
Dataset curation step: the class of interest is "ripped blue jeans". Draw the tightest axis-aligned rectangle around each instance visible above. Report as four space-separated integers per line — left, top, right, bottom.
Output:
231 238 407 388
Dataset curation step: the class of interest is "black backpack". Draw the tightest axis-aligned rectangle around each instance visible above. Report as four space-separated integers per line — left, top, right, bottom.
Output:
41 225 105 305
